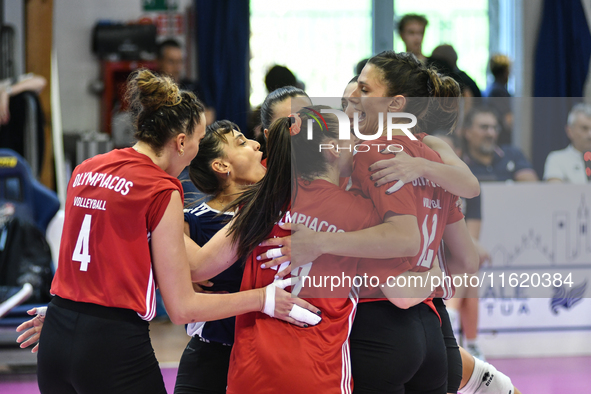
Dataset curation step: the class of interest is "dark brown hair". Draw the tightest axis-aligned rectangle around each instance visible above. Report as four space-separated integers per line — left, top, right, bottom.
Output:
126 69 205 154
398 14 428 36
226 106 339 258
367 51 461 132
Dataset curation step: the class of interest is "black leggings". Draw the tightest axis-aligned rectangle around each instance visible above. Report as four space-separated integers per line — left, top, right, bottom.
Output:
37 297 166 394
174 336 233 394
350 301 448 394
434 298 462 394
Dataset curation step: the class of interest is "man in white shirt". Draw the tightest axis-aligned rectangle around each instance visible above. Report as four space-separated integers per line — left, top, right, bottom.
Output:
544 103 591 183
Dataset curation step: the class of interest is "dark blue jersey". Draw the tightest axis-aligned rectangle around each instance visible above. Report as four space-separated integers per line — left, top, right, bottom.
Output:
184 202 244 345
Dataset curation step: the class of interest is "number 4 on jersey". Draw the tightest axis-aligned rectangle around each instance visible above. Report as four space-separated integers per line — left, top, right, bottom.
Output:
73 214 92 271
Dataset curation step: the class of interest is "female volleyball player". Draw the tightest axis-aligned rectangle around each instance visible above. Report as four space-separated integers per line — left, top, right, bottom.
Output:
20 70 319 394
174 120 265 393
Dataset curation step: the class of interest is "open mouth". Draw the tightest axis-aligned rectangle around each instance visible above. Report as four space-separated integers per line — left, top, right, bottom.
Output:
354 107 366 122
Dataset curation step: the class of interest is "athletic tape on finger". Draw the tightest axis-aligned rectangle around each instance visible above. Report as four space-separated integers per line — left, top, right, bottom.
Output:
36 307 47 317
266 248 283 259
386 180 404 194
288 304 321 325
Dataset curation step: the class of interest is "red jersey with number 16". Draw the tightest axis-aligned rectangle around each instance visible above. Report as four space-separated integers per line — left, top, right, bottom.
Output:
50 148 183 321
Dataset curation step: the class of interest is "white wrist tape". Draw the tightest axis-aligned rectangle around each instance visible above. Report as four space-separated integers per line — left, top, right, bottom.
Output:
263 279 321 325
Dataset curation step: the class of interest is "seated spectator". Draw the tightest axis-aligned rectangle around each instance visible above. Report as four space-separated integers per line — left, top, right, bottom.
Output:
544 103 591 183
462 106 538 181
0 74 46 126
157 39 216 125
0 74 47 174
264 64 305 92
398 13 429 63
485 54 513 145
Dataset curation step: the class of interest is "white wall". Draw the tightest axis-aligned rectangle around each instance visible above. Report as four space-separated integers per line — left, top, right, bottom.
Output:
53 0 192 134
3 0 25 77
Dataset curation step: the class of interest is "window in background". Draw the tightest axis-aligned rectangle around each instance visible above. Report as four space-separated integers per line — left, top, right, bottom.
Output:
249 0 372 107
393 0 489 91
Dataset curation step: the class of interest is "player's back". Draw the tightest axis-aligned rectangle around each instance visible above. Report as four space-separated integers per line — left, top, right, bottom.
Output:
227 178 380 394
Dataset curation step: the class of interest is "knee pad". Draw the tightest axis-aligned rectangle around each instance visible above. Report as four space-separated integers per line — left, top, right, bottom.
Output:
460 357 514 394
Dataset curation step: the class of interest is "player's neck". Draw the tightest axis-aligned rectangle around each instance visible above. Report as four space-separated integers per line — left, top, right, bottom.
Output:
207 183 242 212
310 166 340 186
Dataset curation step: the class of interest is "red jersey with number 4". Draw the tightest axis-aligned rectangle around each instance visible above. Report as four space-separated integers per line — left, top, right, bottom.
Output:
351 136 463 300
50 148 182 321
227 179 384 394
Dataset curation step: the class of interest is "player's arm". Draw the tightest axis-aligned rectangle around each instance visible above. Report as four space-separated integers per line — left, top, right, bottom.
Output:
442 218 479 275
186 220 240 283
369 136 480 198
382 258 442 309
152 191 320 326
289 213 420 269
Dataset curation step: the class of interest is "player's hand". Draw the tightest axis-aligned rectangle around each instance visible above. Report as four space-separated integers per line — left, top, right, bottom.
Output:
262 278 322 328
288 223 322 274
258 223 291 277
192 280 228 294
369 150 427 194
16 307 46 353
476 241 491 267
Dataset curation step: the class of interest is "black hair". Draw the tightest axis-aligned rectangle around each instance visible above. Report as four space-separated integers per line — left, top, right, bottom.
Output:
157 38 181 59
260 86 310 131
462 105 500 130
265 65 297 93
226 105 339 258
188 120 239 196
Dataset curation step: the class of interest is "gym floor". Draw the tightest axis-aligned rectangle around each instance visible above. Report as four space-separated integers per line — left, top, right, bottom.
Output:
0 321 590 393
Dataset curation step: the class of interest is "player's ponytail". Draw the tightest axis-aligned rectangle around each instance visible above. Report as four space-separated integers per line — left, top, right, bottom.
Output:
227 105 340 258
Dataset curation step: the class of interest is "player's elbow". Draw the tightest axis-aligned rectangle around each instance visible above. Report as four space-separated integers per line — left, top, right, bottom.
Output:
465 180 480 199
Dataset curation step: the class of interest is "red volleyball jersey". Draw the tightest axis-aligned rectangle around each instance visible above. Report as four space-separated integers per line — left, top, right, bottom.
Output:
51 148 183 321
227 179 382 394
351 136 463 301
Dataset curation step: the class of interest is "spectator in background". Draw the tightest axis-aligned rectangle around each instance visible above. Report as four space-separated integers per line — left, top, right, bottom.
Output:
429 44 482 99
462 106 538 182
485 54 513 145
398 13 429 63
157 39 216 126
0 74 47 174
455 106 537 360
264 65 305 93
544 103 591 183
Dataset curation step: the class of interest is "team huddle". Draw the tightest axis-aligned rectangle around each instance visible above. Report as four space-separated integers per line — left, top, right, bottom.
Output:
16 51 521 394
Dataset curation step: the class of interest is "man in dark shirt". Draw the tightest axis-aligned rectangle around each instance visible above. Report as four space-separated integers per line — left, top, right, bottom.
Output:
462 106 538 182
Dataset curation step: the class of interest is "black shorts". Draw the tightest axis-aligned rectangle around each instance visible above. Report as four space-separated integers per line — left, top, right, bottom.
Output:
174 336 232 394
350 301 447 394
434 298 462 394
37 296 166 394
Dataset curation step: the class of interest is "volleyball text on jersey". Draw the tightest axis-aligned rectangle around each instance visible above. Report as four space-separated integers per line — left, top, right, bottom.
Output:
71 171 134 196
